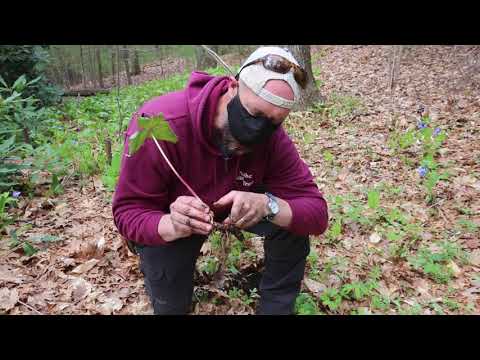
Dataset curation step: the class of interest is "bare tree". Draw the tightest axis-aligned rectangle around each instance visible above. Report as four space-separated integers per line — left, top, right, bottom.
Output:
132 49 141 75
80 45 87 88
195 45 218 70
88 46 97 88
283 45 319 110
111 46 116 86
122 45 132 85
96 47 104 88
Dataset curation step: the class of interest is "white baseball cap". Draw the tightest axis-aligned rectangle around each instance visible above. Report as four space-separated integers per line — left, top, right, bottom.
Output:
236 47 302 109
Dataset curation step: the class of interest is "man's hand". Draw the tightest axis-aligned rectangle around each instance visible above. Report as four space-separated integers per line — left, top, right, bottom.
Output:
159 196 213 242
213 191 269 229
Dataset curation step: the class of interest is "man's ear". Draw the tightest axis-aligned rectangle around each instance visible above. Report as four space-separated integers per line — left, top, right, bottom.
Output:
227 78 239 98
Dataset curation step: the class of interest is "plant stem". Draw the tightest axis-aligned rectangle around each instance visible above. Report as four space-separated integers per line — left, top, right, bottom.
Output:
18 300 44 315
151 134 204 205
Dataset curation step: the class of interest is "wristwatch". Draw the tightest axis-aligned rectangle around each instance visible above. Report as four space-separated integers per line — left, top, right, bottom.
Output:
264 192 280 221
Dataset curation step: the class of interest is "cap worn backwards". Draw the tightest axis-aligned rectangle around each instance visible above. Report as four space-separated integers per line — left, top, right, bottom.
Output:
236 47 302 109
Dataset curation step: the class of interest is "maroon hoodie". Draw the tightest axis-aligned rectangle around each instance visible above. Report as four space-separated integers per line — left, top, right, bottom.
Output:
112 72 328 246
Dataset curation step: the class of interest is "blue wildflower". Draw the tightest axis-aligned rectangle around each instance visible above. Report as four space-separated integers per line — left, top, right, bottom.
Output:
433 128 441 136
12 191 21 198
417 166 428 177
417 121 427 130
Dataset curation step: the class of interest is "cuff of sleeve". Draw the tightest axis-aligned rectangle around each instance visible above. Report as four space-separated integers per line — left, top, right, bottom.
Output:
285 198 307 236
144 213 168 246
285 198 329 236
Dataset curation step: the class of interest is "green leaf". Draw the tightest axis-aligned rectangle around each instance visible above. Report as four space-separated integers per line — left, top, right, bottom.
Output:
26 76 42 87
12 75 27 92
128 130 149 156
151 121 178 143
128 114 177 156
30 234 60 243
0 75 7 88
367 189 380 210
22 242 38 257
3 91 22 104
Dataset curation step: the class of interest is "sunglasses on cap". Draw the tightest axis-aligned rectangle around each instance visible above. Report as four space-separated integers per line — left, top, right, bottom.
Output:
237 54 308 89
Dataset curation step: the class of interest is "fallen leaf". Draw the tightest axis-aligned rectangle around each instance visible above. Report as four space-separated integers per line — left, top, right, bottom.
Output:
98 296 123 315
447 261 462 277
455 175 480 191
369 232 382 244
200 241 211 255
71 277 92 302
0 288 19 311
413 278 431 297
0 265 29 284
304 278 327 296
470 250 480 267
95 236 106 256
71 259 99 274
464 238 480 249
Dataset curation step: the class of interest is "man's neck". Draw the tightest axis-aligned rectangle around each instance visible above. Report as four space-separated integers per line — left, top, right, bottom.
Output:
212 92 228 131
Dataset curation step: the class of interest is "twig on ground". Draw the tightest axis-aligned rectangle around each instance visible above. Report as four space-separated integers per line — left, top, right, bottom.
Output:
18 300 44 315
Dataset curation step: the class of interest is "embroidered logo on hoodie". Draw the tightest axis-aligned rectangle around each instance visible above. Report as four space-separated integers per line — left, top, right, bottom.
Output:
236 170 254 187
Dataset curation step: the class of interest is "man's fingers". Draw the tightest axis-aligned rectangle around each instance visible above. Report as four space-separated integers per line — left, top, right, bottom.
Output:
171 212 212 234
235 210 258 229
172 203 211 223
229 199 246 224
213 191 236 208
178 196 210 213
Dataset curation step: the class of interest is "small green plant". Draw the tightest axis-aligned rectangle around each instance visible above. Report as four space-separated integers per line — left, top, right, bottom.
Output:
398 302 423 315
326 216 342 242
367 189 380 210
456 218 479 233
408 242 467 284
323 150 335 165
226 239 244 273
340 279 378 301
442 297 460 312
295 292 321 315
303 132 316 145
371 295 391 311
102 152 121 191
319 288 342 311
0 192 16 231
307 250 322 280
200 256 219 275
8 229 39 257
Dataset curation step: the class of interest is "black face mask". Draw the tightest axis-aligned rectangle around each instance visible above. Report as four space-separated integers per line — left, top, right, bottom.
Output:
227 94 280 146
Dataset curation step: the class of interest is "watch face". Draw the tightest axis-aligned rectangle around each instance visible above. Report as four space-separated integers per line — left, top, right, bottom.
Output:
270 198 280 215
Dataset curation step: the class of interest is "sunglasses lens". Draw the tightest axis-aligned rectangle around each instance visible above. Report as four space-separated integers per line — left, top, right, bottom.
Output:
294 69 308 89
264 55 290 74
243 54 307 88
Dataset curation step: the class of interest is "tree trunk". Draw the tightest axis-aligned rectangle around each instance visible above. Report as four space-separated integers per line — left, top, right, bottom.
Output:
22 127 31 144
195 45 218 70
80 45 87 88
88 46 97 88
96 47 104 88
122 45 132 85
132 49 141 75
104 138 112 165
111 46 116 86
283 45 319 110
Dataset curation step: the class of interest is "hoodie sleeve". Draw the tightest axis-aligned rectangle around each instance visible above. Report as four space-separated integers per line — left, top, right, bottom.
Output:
263 130 328 236
112 121 174 246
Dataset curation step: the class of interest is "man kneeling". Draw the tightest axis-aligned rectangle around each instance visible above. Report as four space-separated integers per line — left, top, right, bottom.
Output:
112 47 329 315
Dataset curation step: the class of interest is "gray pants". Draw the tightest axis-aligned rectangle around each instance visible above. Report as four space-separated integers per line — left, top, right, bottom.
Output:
135 221 310 315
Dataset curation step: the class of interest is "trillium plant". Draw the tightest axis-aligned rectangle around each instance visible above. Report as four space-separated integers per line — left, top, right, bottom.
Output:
127 113 244 240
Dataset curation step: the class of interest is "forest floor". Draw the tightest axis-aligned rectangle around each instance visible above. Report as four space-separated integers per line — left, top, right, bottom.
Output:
1 45 479 315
